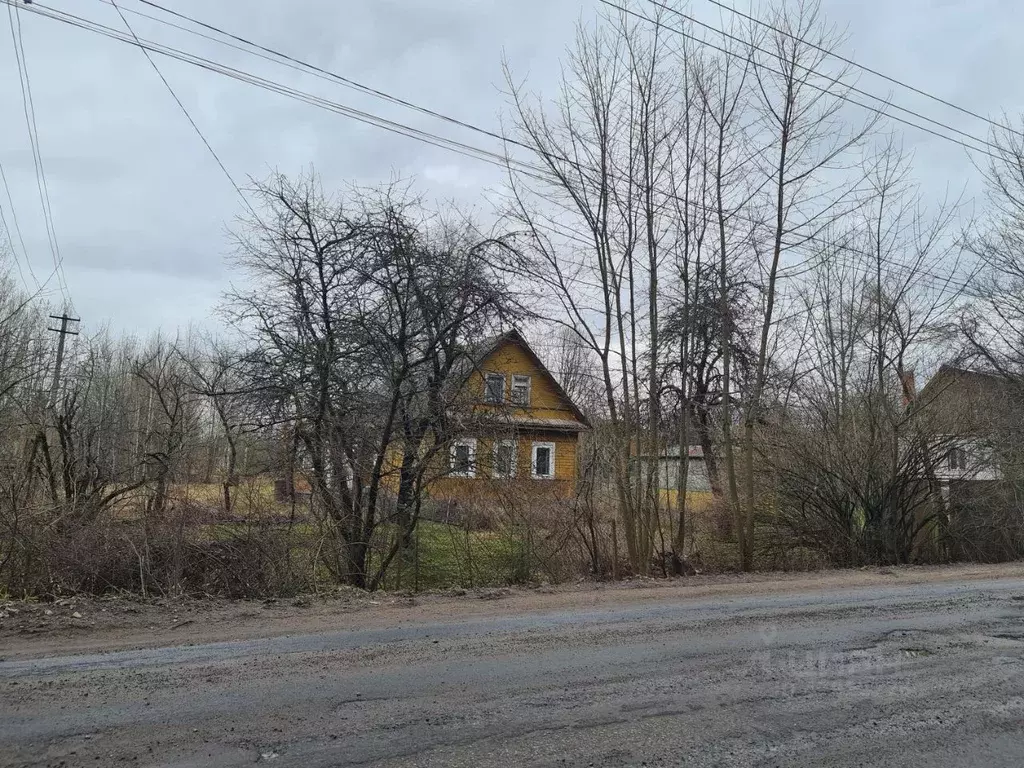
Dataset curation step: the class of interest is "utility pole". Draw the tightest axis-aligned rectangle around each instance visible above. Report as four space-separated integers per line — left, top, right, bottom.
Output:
47 313 80 409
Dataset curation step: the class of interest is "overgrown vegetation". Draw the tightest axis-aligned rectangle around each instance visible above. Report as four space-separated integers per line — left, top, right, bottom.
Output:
4 0 1024 599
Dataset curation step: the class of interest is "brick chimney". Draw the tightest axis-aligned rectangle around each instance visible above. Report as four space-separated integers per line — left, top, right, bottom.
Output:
899 368 917 407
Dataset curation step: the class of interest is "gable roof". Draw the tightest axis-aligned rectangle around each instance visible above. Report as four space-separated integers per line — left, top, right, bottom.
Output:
469 328 591 428
634 445 705 460
916 364 1024 435
919 364 1022 404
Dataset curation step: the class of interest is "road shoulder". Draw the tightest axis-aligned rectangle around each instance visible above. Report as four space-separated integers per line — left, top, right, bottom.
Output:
3 561 1023 660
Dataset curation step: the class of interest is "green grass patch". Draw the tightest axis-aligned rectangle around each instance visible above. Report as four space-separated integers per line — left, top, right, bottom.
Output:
190 518 536 591
375 520 535 591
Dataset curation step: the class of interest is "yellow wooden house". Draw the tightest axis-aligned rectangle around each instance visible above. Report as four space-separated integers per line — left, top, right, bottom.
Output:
429 329 590 503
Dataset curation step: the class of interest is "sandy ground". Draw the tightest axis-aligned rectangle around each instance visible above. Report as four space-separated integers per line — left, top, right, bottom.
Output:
4 561 1024 660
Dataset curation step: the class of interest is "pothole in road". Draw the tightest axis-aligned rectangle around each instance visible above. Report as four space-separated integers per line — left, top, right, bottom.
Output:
883 629 939 642
879 629 944 657
988 632 1024 642
898 647 935 657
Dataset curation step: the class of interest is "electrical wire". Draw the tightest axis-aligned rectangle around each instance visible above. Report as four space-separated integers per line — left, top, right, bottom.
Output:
643 0 1002 156
0 160 36 290
6 2 543 178
117 0 519 152
704 0 1012 139
604 0 1003 162
108 0 259 220
0 3 976 474
96 0 774 229
5 0 980 307
105 0 775 221
106 0 977 299
25 0 966 295
6 1 69 302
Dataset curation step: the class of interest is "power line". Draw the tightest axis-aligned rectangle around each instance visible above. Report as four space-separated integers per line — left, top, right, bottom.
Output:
103 0 759 231
703 0 1010 139
604 0 1003 163
644 0 1002 156
6 1 69 301
22 0 751 236
102 0 768 276
0 1 978 415
107 0 258 220
0 207 27 289
32 1 541 176
591 1 990 297
8 0 978 305
1 157 74 301
117 0 518 152
585 2 983 298
101 0 974 297
94 0 780 227
0 160 35 289
157 1 892 295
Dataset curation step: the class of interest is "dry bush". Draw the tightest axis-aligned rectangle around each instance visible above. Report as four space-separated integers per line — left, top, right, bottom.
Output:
365 486 615 591
677 496 741 573
946 481 1024 563
756 521 830 571
172 529 313 598
1 485 318 599
6 521 142 596
487 485 620 583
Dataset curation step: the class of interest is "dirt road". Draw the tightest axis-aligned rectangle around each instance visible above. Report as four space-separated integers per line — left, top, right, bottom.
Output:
4 564 1024 766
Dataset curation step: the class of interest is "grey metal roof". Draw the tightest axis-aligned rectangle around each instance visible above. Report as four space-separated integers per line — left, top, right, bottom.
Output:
636 445 705 459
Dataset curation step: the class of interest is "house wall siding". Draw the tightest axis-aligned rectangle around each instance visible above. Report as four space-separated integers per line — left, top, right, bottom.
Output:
469 342 579 421
376 337 589 507
429 430 579 500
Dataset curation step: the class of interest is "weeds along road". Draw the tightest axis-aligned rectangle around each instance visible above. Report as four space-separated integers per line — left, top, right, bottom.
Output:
4 575 1024 767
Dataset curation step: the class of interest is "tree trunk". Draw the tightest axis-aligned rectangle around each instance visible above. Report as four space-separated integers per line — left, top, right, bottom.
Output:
395 447 418 551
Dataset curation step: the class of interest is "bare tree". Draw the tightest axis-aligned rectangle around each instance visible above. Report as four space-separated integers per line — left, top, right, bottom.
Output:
550 326 603 413
504 4 686 575
0 270 51 585
183 339 251 515
957 117 1024 524
736 0 879 569
963 117 1024 377
228 172 518 588
676 9 766 565
770 146 966 565
132 337 203 522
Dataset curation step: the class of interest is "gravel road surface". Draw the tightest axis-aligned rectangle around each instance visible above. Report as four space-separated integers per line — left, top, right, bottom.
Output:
4 573 1024 766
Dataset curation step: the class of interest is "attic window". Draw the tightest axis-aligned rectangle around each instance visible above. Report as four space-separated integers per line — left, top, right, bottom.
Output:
511 375 531 406
484 373 505 403
948 446 968 471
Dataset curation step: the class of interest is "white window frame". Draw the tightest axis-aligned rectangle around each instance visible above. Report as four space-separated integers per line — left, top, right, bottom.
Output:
484 373 505 404
510 374 532 406
948 445 968 471
492 439 517 479
449 438 477 478
531 441 556 480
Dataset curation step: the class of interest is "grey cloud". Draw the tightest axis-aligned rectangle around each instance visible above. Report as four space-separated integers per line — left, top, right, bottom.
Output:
1 0 1022 337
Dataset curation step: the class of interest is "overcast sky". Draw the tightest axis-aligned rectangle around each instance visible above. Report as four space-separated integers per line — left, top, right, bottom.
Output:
0 0 1021 337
